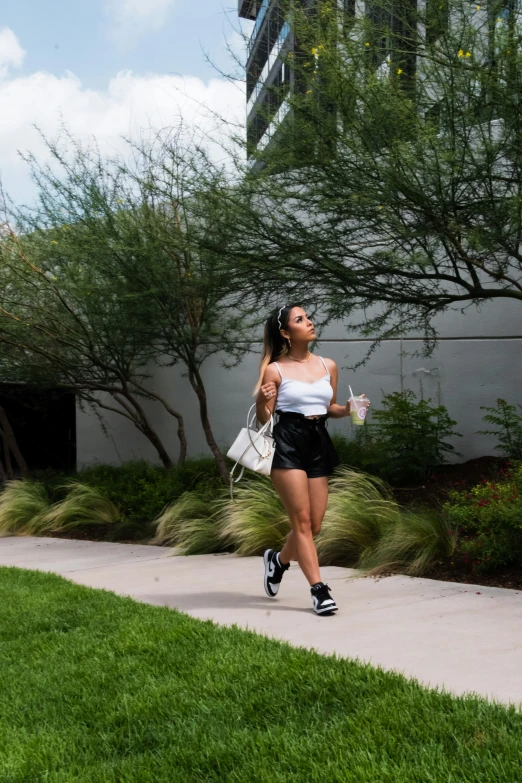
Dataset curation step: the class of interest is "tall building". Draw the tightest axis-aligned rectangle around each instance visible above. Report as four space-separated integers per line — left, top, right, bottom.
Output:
238 0 417 157
239 0 295 155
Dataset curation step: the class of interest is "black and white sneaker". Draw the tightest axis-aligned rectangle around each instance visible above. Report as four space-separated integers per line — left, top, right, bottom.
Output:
263 549 290 597
311 582 338 615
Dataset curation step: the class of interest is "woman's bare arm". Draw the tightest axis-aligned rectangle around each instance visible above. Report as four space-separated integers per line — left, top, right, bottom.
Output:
255 364 280 424
326 359 369 418
326 360 350 419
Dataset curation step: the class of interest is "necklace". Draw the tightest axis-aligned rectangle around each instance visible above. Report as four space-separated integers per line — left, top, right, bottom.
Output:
288 351 311 363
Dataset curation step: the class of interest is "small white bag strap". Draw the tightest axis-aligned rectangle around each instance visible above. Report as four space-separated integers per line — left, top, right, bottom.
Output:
247 403 273 435
247 404 273 452
229 461 246 499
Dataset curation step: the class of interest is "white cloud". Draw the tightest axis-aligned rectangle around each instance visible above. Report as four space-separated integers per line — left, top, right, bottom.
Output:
105 0 176 44
0 29 245 204
0 27 25 79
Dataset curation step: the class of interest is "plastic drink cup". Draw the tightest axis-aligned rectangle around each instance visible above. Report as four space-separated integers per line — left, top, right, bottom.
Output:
349 396 370 425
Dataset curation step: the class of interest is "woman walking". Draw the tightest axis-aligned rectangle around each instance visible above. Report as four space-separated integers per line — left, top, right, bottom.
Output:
255 304 368 615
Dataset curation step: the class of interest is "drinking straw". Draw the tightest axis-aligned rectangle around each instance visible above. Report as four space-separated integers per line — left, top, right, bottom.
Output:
348 385 354 400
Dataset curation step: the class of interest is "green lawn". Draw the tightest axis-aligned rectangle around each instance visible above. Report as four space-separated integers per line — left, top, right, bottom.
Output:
0 568 521 782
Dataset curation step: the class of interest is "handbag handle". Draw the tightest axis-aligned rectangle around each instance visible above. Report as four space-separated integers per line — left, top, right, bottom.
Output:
247 404 273 435
246 404 273 458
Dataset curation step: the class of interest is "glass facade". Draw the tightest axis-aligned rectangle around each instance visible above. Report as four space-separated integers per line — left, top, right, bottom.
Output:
240 0 293 153
247 0 272 55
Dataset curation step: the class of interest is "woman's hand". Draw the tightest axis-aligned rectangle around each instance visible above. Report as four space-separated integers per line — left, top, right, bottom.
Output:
260 381 277 403
346 393 370 415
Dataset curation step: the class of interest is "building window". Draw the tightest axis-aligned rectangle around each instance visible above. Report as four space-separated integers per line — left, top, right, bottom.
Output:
425 0 449 44
365 0 417 80
344 0 356 19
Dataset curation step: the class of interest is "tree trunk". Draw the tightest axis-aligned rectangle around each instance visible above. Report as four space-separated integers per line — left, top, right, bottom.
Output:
0 409 29 478
175 417 188 464
129 381 188 463
114 391 175 469
0 447 8 483
188 368 230 485
138 419 174 469
1 426 13 479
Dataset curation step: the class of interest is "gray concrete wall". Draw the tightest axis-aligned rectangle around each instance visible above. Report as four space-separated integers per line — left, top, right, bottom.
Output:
77 297 522 467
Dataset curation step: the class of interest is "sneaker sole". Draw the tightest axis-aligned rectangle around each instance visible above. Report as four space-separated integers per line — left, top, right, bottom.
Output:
263 549 278 598
313 604 338 615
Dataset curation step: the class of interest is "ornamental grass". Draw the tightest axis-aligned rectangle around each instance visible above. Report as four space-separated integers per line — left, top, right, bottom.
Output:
153 491 226 555
0 479 119 536
318 468 456 575
37 482 120 533
219 479 289 556
316 469 397 567
0 480 50 536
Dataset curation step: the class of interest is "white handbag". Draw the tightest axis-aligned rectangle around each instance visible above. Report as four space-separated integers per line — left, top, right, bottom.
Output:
227 404 274 495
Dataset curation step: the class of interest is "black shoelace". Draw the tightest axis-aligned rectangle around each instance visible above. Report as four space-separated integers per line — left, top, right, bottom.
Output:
313 582 331 597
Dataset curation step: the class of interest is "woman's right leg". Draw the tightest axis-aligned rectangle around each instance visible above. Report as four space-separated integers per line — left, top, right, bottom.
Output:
271 468 321 586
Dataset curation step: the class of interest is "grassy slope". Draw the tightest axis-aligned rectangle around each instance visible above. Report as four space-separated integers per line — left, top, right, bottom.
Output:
0 567 521 782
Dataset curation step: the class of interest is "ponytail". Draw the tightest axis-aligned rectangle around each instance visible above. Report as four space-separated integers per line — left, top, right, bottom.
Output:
253 304 299 394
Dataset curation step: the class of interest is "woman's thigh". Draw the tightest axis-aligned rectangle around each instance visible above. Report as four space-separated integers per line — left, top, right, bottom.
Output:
308 476 329 535
271 468 310 519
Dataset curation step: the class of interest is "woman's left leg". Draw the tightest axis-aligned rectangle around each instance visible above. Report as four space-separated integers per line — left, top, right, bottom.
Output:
279 476 329 563
277 473 337 613
308 476 329 537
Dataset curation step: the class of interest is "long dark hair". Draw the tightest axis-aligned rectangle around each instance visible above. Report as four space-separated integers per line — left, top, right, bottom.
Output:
254 304 300 393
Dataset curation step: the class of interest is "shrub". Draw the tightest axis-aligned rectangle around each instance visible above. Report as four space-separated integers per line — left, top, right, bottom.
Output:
332 390 462 484
219 479 289 555
73 461 183 525
444 461 522 571
0 480 49 536
330 427 383 474
370 389 461 482
105 519 155 543
317 469 396 567
152 490 226 555
478 399 522 460
36 458 223 528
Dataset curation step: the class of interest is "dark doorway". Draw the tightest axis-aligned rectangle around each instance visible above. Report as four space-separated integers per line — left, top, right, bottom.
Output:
0 385 76 473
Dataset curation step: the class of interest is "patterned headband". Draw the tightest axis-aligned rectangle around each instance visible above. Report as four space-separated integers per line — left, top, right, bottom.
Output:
277 306 286 330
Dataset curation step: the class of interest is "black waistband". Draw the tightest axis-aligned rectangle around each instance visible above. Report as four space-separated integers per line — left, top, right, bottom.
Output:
276 411 328 425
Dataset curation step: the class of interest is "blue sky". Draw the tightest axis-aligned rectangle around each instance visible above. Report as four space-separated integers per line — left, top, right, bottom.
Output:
2 0 243 88
0 0 249 202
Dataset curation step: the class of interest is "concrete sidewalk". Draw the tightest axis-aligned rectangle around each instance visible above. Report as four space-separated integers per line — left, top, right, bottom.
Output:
1 536 521 706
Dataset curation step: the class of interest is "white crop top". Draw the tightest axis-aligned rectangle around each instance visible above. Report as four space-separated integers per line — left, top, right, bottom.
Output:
274 357 333 417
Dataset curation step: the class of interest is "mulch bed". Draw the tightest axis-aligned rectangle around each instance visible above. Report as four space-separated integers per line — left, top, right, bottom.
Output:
391 455 504 509
41 524 149 546
421 556 522 591
392 456 522 591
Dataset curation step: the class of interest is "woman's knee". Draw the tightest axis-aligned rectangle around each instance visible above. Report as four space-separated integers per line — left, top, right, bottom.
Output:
292 508 312 536
311 519 322 538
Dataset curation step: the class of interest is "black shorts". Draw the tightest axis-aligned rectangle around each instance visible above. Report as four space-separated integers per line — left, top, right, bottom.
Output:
271 411 340 478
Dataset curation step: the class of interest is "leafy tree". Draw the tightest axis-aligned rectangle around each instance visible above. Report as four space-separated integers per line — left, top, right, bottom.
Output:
0 131 254 482
219 0 522 359
0 201 186 469
122 133 256 483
